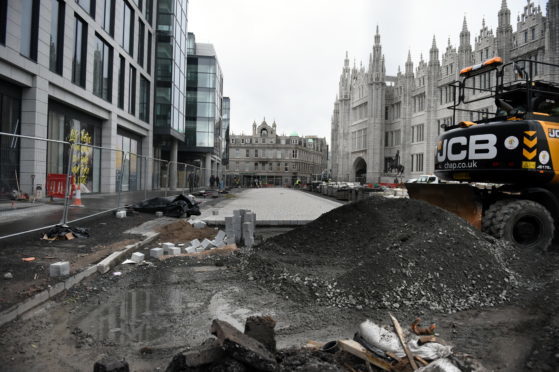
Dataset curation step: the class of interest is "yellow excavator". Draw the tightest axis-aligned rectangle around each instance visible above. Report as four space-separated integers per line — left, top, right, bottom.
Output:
406 58 559 250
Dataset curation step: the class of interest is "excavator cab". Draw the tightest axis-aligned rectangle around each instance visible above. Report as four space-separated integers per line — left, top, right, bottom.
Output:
407 58 559 249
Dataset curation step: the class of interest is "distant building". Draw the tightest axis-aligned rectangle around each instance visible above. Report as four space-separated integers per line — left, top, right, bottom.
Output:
330 0 559 183
226 119 328 187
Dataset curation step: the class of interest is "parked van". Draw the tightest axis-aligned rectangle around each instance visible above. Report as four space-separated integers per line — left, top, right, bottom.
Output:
416 175 440 184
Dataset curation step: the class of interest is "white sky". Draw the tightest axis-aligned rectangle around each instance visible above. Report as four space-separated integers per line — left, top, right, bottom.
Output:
188 0 547 144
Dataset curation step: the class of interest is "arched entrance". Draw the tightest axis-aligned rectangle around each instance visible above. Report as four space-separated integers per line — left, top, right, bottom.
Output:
353 157 367 184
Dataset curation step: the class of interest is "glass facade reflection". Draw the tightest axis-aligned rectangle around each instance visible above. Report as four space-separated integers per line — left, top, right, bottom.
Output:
154 0 187 137
184 39 223 152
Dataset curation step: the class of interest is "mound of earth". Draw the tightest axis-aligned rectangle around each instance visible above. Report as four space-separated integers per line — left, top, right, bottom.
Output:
247 196 520 314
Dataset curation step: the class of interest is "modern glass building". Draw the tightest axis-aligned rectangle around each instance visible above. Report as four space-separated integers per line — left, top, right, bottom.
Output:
0 0 156 197
153 0 188 189
180 32 228 185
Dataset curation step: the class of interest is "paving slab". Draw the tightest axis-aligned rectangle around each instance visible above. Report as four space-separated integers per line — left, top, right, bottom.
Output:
202 188 342 226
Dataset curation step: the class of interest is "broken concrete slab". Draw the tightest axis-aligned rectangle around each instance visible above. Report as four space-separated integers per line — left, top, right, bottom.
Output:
210 319 277 372
244 316 277 353
185 246 196 254
191 238 201 248
212 240 226 248
49 261 70 277
93 356 130 372
150 248 164 258
166 338 226 371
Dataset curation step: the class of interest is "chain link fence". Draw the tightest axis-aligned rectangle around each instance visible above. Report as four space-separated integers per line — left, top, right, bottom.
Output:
0 132 204 240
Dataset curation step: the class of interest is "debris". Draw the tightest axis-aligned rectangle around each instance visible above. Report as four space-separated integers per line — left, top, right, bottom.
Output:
390 313 419 370
155 211 164 217
49 261 70 277
22 257 36 262
192 220 207 229
4 272 13 279
115 210 126 219
338 339 393 371
93 356 130 372
121 259 136 265
41 225 89 240
133 194 201 217
244 315 277 353
113 271 122 276
210 319 277 371
411 318 436 336
166 338 226 370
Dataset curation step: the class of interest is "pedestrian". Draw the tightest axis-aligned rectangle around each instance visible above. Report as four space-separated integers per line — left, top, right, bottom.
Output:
215 176 220 190
210 175 215 188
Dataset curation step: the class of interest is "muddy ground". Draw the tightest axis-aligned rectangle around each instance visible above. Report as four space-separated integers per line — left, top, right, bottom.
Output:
0 196 558 371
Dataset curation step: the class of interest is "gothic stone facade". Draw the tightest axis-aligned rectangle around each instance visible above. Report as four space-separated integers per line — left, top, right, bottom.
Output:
330 0 559 183
226 120 328 187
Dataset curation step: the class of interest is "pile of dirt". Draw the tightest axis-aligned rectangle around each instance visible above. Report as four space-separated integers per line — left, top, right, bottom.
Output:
156 220 217 242
247 196 521 315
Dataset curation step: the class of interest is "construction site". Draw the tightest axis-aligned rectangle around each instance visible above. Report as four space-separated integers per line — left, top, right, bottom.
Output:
0 185 557 372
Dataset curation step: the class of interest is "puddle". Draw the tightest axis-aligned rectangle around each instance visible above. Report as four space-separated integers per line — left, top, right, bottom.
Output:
208 288 257 330
78 267 199 345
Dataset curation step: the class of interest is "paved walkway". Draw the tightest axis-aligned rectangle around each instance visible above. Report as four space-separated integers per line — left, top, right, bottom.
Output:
201 188 343 226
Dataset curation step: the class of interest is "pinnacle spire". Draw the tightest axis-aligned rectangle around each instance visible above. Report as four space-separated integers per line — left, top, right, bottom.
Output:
407 50 412 63
431 35 437 49
462 16 468 32
482 17 486 28
501 0 507 9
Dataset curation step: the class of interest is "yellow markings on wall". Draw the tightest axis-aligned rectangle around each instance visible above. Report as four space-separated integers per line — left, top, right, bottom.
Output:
538 121 559 184
522 161 536 169
523 130 537 161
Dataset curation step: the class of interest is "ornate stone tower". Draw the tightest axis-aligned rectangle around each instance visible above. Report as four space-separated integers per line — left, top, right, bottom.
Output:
367 26 386 182
426 36 441 172
546 0 559 74
496 0 513 62
458 16 473 69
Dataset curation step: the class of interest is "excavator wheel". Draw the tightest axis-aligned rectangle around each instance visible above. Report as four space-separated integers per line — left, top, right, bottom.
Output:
482 199 554 250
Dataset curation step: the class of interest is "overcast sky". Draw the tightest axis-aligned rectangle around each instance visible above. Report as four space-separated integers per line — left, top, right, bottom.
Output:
188 0 547 144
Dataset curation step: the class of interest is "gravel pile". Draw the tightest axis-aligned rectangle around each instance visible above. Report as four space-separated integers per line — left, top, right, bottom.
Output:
247 196 520 314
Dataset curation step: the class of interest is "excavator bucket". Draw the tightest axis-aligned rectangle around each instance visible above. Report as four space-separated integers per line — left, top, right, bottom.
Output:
405 183 483 230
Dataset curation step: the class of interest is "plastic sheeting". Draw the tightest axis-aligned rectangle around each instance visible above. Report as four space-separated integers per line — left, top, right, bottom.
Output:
358 320 453 360
133 194 201 217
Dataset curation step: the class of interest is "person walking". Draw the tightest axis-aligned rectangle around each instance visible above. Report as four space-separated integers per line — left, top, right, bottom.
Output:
215 176 220 190
210 175 215 188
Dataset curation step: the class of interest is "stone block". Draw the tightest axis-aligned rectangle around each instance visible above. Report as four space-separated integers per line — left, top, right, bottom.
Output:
131 252 144 263
215 230 226 242
190 239 201 248
150 247 163 258
201 238 214 250
213 240 225 248
168 247 181 256
50 261 70 277
192 220 207 229
233 209 242 218
93 356 130 372
195 247 205 253
244 316 277 353
211 319 277 372
97 251 123 273
185 246 196 254
162 242 175 250
116 210 126 219
166 338 226 370
225 216 234 231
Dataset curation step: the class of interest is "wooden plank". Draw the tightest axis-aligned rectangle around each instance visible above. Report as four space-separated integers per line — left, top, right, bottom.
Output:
338 339 392 371
389 313 419 371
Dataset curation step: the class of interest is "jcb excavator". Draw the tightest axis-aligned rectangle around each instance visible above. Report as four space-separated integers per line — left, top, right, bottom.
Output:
406 58 559 250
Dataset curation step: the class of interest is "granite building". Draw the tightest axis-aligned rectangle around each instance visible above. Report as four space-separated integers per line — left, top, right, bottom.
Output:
226 119 328 187
330 0 559 183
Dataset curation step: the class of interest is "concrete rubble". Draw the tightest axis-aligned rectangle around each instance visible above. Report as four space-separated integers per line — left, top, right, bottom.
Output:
225 209 256 248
